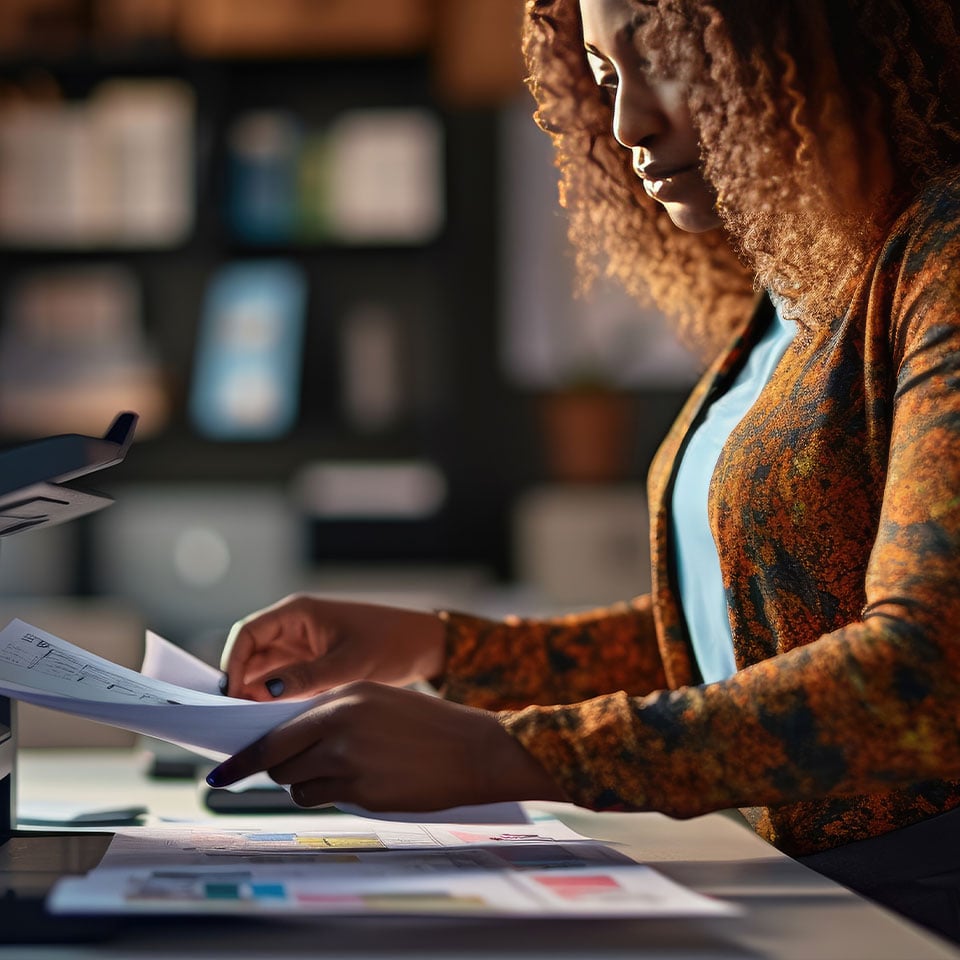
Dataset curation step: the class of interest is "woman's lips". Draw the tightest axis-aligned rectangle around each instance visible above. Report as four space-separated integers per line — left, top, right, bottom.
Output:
639 164 698 201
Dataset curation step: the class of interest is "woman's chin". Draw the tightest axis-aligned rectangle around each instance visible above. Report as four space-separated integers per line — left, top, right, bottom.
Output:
663 202 723 234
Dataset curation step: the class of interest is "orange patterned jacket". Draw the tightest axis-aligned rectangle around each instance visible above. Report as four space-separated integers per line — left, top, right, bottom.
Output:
438 168 960 857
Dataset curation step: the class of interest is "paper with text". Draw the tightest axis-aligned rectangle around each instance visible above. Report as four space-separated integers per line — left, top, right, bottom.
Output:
0 618 323 758
48 820 741 919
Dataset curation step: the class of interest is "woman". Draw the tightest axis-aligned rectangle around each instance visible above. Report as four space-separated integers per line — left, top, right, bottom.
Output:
210 0 960 940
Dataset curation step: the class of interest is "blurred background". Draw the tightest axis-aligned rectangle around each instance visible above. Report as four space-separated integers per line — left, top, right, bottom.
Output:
0 0 703 748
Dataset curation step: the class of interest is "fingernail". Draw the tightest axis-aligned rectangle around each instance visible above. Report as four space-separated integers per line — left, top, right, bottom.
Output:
265 678 285 698
218 672 229 695
206 765 226 787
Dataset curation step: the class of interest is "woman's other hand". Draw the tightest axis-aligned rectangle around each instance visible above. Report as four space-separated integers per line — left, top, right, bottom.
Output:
220 594 446 701
205 682 566 811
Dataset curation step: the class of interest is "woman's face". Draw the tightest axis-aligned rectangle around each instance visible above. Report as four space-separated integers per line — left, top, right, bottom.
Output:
579 0 722 233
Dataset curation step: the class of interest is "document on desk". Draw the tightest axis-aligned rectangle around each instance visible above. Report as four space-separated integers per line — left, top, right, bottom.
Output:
48 819 741 919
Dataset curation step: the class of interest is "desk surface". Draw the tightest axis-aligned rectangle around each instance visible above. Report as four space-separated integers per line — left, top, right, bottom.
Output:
7 748 960 960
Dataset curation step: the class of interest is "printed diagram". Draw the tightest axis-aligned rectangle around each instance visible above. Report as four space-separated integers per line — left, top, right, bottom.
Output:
0 618 316 757
0 634 180 704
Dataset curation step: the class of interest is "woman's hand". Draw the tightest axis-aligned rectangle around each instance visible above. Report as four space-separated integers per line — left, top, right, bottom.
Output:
206 682 567 811
220 594 446 701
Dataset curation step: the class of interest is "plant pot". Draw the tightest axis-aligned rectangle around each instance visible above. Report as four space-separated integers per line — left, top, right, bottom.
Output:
538 390 636 483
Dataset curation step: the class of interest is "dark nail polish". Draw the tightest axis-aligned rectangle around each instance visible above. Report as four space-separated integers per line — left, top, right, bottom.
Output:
265 678 285 698
206 768 224 787
218 673 229 695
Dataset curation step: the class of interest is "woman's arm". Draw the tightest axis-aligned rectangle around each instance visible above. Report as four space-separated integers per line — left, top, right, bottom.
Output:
438 594 667 710
496 181 960 820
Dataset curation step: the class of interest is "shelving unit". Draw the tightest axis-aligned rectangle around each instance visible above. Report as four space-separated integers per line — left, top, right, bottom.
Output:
0 4 694 635
0 34 545 600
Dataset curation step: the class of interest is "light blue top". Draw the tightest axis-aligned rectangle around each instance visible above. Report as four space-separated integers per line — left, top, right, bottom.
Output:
671 305 797 683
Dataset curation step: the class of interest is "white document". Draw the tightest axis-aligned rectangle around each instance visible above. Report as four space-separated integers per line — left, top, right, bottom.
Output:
140 628 225 696
48 820 741 919
51 863 738 918
72 816 596 865
0 618 314 759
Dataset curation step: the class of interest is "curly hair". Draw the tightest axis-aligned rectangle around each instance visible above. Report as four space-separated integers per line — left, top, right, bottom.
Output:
522 0 960 355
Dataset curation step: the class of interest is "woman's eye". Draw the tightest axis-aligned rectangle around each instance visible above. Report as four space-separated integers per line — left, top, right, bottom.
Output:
598 76 618 101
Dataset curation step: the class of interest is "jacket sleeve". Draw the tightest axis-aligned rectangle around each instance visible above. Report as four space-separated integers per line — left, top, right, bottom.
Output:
436 595 666 710
497 185 960 818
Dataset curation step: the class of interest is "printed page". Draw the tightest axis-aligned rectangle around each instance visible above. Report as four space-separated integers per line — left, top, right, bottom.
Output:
0 620 218 706
51 864 739 918
83 817 595 866
48 821 741 919
0 618 314 758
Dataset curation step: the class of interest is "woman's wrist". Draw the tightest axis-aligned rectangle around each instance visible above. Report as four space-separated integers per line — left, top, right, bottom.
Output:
417 608 450 685
480 711 568 803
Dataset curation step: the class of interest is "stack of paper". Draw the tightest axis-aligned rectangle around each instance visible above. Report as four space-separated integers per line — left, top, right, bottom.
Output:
48 817 741 919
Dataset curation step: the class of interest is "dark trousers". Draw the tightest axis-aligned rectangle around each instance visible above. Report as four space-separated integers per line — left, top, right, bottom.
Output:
799 806 960 945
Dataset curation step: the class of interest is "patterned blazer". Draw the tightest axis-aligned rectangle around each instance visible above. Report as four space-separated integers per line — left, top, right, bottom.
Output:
438 167 960 857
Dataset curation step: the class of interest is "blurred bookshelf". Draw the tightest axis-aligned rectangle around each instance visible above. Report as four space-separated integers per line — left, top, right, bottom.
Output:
0 0 541 604
0 1 695 650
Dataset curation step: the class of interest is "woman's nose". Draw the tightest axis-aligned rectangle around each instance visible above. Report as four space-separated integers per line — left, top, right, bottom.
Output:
612 79 663 150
